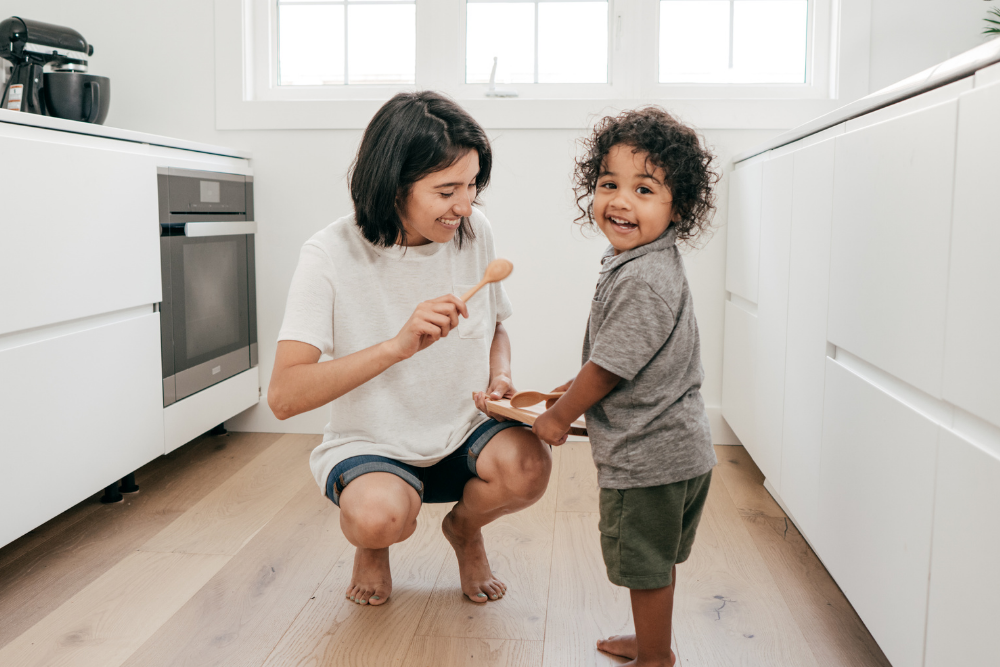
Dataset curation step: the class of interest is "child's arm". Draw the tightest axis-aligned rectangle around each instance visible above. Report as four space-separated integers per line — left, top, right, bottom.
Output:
533 361 620 446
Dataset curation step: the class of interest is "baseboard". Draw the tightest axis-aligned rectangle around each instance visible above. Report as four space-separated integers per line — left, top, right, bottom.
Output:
708 406 741 445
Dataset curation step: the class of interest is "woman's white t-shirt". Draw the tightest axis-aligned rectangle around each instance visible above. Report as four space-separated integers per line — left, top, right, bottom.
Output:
277 208 513 493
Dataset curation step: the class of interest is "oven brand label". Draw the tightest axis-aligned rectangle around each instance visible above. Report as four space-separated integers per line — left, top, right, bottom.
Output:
212 366 221 375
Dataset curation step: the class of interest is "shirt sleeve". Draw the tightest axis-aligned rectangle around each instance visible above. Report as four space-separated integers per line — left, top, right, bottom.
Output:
588 277 676 381
477 209 513 322
276 241 336 356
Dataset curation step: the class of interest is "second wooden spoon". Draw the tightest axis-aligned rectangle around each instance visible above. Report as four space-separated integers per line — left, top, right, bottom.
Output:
510 390 566 409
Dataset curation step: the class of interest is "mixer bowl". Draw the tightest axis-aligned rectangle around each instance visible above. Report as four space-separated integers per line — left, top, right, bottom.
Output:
43 72 110 124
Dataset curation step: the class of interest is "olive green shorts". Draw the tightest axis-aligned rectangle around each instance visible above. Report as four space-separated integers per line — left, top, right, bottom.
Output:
598 470 712 590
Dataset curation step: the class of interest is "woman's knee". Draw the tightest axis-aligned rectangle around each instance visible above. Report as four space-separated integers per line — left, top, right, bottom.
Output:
493 431 553 501
339 474 419 547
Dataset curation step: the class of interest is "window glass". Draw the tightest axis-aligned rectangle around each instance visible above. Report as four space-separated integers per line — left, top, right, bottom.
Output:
277 0 415 86
733 0 808 83
466 1 609 84
278 4 345 85
659 1 730 82
347 3 416 84
467 2 536 83
659 0 808 84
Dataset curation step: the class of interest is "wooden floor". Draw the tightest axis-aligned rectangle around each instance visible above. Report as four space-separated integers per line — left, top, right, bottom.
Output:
0 432 891 667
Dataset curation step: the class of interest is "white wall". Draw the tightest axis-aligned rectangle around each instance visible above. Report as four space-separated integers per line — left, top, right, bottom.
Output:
868 0 996 92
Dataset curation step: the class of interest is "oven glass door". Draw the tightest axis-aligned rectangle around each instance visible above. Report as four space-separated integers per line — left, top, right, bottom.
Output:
162 234 250 403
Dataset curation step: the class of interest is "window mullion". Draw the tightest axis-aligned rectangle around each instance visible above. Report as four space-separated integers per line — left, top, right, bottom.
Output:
729 0 735 71
343 2 350 85
534 2 540 84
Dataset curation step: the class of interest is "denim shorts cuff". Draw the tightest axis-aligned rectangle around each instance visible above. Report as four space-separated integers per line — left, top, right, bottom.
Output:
465 419 529 476
328 461 423 506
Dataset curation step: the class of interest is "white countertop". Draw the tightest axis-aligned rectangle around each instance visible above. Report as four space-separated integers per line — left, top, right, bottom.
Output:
735 36 1000 163
0 108 251 160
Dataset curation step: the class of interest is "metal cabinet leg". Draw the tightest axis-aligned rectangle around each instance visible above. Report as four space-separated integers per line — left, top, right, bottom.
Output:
209 423 227 436
101 482 123 504
120 472 139 494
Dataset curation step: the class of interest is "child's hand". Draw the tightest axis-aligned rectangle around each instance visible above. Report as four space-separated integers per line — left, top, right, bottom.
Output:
533 409 569 447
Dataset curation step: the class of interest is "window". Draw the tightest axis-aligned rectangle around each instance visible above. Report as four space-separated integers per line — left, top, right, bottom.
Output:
276 0 416 85
230 0 843 121
465 1 609 85
658 0 809 84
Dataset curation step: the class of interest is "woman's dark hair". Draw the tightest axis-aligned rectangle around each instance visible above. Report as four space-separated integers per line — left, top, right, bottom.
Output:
350 91 492 248
574 107 720 248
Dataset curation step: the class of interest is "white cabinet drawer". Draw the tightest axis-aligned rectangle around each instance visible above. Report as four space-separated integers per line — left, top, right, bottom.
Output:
779 137 837 541
725 160 764 304
924 429 1000 666
942 80 1000 428
752 154 794 487
0 137 160 336
827 100 958 398
818 359 939 667
721 300 757 450
0 313 163 548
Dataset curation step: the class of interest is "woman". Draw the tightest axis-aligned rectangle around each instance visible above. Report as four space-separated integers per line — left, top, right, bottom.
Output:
268 91 551 607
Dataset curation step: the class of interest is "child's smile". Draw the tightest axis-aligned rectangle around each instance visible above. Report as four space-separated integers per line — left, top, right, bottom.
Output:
594 144 679 254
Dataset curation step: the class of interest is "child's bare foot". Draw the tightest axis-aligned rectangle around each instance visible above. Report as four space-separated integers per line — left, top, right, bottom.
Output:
597 634 638 659
442 509 507 602
596 634 676 666
345 547 392 606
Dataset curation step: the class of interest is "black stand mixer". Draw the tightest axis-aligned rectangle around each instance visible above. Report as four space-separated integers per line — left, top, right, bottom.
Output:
1 17 110 124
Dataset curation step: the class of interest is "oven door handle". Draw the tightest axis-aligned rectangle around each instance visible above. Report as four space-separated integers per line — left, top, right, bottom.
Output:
183 221 258 237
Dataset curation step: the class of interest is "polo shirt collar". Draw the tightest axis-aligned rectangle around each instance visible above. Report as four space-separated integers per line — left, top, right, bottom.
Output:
599 226 678 273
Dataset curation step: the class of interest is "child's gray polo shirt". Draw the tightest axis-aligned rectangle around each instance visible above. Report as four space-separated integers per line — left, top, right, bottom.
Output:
583 227 716 489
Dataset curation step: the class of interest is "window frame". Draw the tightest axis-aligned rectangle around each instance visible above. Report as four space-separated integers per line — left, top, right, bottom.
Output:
252 0 829 102
215 0 871 131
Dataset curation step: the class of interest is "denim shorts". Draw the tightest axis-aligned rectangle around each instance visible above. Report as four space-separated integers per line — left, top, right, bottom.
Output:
326 418 528 507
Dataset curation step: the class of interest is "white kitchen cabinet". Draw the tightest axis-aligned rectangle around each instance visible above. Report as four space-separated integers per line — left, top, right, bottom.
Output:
721 300 757 450
724 159 765 304
818 359 939 667
924 428 1000 667
0 134 161 336
164 367 259 454
942 80 1000 428
827 99 959 399
0 312 164 548
778 137 837 541
750 154 794 487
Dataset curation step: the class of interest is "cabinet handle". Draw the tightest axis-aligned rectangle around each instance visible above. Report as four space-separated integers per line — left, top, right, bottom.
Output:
183 221 257 237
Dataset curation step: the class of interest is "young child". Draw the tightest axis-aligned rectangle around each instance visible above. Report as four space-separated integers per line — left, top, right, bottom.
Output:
533 107 719 667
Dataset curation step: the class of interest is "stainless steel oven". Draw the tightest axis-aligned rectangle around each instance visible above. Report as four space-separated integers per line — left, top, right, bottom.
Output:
157 167 257 407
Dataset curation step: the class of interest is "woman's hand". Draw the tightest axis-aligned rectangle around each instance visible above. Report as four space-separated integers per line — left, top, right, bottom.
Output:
533 409 570 447
473 373 515 419
388 295 469 361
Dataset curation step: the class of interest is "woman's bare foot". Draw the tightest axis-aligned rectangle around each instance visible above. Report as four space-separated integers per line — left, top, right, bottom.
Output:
345 547 392 606
442 509 507 602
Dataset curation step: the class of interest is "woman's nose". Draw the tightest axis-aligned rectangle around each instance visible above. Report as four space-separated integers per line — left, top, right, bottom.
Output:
453 191 473 217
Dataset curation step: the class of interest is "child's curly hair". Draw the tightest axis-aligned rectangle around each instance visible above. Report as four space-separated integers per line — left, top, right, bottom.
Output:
574 107 720 248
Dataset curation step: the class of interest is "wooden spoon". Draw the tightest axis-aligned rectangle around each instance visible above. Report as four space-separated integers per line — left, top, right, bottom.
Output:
461 259 514 302
510 390 566 409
